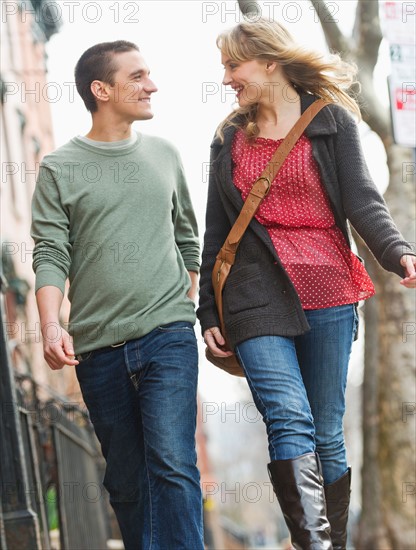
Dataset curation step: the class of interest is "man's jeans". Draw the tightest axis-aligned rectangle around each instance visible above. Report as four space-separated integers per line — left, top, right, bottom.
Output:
235 304 359 484
75 321 204 550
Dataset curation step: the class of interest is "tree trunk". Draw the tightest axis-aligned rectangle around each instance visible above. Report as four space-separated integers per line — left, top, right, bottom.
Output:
355 147 415 548
357 146 416 549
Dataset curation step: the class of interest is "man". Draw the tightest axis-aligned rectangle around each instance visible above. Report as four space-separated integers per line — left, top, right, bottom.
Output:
31 41 203 549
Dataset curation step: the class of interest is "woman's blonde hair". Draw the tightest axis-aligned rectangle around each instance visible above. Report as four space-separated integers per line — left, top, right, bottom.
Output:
216 18 361 142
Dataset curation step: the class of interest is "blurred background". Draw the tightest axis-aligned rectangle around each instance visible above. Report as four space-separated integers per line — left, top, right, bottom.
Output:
1 1 415 548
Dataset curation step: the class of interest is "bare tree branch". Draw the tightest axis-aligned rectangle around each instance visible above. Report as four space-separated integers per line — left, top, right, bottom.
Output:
356 78 391 146
236 1 391 145
308 1 390 143
350 0 390 143
237 0 261 18
309 0 351 54
354 0 384 72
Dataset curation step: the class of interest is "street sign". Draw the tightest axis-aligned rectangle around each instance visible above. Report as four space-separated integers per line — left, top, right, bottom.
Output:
381 1 416 147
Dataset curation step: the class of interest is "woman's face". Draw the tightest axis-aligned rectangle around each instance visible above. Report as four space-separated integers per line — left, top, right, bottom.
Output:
221 53 282 107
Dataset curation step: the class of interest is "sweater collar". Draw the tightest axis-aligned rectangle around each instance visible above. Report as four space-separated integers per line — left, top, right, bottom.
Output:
300 93 337 137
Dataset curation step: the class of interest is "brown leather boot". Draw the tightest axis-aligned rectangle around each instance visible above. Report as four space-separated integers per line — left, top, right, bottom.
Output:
268 453 332 550
324 468 351 550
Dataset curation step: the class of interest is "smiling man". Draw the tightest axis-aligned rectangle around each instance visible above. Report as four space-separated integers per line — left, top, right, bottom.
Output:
31 41 203 549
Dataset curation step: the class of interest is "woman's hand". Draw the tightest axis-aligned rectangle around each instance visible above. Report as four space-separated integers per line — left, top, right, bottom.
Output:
400 255 416 288
204 327 234 357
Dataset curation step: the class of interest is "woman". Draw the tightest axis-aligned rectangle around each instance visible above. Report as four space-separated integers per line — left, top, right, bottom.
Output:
197 18 416 550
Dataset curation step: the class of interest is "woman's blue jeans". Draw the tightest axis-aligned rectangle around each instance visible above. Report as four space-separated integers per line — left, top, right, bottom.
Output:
235 304 358 485
75 322 204 550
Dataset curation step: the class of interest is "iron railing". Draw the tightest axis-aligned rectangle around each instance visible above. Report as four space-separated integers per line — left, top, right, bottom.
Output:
1 277 118 549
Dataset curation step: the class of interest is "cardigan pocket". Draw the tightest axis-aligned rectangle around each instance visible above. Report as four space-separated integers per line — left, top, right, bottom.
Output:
224 264 269 314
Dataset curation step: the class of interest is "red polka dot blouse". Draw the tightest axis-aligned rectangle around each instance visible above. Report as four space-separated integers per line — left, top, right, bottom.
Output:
232 130 375 309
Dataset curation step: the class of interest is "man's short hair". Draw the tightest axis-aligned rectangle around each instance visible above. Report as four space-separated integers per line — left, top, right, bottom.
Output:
75 41 140 112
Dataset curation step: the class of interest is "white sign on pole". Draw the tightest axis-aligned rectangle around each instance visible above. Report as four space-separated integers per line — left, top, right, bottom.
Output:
381 1 416 148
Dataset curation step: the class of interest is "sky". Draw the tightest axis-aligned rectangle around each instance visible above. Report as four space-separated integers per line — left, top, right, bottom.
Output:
43 0 392 402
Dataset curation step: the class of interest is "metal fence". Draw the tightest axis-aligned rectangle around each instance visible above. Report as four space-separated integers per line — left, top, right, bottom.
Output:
1 282 118 550
13 374 113 550
52 406 109 549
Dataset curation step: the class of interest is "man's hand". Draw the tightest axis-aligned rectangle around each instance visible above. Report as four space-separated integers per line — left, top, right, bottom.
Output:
400 255 416 288
36 285 79 370
42 323 79 370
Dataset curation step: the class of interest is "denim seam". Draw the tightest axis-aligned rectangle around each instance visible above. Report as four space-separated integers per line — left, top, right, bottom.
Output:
123 343 153 548
236 349 277 459
134 343 144 388
140 412 154 550
124 342 143 391
352 305 359 342
237 343 318 461
235 347 277 459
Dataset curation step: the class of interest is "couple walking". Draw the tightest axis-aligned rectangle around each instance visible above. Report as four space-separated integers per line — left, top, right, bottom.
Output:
31 18 416 550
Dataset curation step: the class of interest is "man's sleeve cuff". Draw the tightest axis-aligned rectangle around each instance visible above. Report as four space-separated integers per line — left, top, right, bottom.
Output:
185 262 200 274
35 266 66 295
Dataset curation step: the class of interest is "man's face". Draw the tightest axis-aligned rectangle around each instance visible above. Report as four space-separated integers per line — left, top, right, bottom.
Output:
106 50 158 121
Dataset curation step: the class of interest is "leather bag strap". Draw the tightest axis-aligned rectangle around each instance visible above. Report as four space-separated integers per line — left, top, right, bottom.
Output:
218 98 329 260
212 98 329 336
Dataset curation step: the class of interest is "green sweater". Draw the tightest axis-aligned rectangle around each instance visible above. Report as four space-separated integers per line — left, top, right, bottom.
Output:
31 133 200 354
